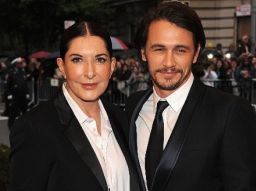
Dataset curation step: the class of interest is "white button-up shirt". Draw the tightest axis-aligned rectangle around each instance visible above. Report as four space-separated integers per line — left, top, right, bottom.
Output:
63 84 130 191
135 74 194 189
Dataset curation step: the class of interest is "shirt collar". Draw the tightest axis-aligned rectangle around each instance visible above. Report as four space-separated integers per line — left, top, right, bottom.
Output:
153 73 194 112
98 100 112 131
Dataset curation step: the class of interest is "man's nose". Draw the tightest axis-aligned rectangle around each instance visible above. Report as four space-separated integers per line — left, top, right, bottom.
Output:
163 51 176 67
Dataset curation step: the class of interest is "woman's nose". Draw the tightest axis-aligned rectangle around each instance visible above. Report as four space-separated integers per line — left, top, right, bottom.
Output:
84 60 96 79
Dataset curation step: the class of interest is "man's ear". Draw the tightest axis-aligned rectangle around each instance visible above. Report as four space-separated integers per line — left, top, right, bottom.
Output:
56 58 66 77
193 45 201 64
141 48 147 62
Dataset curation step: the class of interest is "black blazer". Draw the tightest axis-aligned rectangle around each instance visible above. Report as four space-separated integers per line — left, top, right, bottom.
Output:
125 78 256 191
8 91 141 191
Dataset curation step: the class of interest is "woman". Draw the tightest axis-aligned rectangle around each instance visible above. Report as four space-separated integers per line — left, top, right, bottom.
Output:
8 21 141 191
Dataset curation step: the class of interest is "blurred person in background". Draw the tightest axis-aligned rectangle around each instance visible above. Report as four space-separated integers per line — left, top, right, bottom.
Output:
8 20 141 191
104 58 127 106
26 58 41 105
215 59 232 93
224 43 237 60
0 61 7 80
200 61 218 87
237 34 251 57
237 53 253 100
5 57 30 129
215 59 230 80
0 61 9 116
228 58 240 95
215 43 224 59
251 56 256 78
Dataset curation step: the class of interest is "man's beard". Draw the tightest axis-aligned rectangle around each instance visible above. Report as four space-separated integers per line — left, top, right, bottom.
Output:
151 67 191 91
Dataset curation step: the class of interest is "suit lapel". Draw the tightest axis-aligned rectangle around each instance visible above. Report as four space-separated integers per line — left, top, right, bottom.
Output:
151 78 206 191
101 101 127 154
102 100 140 191
64 117 108 191
129 88 153 191
54 92 108 191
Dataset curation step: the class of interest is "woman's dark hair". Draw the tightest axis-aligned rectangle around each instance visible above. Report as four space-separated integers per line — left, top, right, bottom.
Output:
60 21 112 59
134 1 206 51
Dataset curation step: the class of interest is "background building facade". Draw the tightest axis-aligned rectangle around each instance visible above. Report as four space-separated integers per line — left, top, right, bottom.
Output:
103 0 255 52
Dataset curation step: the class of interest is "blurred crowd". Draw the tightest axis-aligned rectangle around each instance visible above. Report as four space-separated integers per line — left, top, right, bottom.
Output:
105 56 150 102
1 34 256 127
194 35 256 99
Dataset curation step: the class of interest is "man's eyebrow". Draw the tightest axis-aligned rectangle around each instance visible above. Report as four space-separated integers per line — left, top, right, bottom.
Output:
150 44 166 49
174 45 190 49
150 44 191 50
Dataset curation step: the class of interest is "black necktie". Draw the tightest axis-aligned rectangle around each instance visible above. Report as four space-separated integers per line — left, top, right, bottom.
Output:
145 101 169 190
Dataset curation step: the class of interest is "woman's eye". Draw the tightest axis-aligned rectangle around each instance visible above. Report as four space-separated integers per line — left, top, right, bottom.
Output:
96 57 107 64
71 57 82 63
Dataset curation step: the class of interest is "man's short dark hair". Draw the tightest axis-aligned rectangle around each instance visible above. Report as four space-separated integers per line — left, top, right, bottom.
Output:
134 1 206 51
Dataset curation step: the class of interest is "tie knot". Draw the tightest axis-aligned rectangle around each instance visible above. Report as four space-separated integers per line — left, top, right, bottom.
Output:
156 101 169 115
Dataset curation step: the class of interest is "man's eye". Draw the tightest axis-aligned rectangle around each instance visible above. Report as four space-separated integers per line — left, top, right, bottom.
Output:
71 57 82 63
153 48 164 52
176 48 186 53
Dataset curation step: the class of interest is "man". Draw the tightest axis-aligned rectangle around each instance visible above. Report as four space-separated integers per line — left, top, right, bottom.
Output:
125 2 256 191
6 57 30 129
237 34 251 58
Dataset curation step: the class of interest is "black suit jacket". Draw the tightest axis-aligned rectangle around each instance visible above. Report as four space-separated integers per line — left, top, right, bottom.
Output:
125 78 256 191
9 91 141 191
